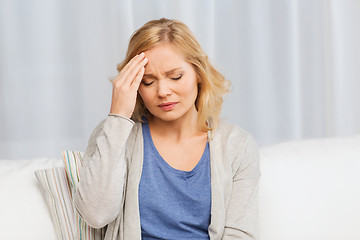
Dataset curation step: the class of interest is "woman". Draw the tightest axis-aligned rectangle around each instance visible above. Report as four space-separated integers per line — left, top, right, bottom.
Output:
74 18 260 240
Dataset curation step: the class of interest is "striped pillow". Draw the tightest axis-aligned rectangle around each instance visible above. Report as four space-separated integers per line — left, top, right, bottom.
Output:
35 167 76 239
35 151 105 240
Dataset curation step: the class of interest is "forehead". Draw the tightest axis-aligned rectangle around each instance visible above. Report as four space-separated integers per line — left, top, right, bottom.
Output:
144 44 188 72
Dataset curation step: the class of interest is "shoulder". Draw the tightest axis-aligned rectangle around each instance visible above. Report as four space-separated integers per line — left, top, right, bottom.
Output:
211 120 259 171
213 120 257 149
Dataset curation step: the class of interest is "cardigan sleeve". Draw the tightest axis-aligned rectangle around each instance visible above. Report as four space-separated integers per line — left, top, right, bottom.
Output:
73 115 135 228
222 134 261 239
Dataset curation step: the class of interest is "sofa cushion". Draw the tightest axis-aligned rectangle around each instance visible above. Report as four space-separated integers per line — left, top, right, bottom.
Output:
0 158 62 240
259 135 360 240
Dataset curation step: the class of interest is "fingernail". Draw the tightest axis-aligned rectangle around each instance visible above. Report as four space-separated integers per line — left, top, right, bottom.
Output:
140 52 145 56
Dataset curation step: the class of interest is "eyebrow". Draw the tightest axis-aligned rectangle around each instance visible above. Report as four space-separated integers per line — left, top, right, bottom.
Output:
143 67 182 78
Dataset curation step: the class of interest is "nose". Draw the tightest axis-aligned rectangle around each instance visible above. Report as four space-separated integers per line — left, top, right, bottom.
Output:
157 80 172 98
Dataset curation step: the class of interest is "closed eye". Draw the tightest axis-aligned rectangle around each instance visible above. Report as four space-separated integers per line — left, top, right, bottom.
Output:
142 81 154 86
171 74 182 80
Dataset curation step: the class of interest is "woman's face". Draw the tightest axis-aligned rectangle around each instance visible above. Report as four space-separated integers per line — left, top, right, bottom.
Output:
138 43 199 123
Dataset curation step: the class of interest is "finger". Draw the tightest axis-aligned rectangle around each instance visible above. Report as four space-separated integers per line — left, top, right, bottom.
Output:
123 57 148 86
113 53 145 84
121 52 146 79
131 66 145 90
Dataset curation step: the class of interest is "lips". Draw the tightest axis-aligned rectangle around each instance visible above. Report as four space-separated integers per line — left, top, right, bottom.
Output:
158 102 178 111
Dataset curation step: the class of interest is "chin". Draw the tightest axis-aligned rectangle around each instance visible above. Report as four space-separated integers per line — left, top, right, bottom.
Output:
153 114 181 122
148 110 184 122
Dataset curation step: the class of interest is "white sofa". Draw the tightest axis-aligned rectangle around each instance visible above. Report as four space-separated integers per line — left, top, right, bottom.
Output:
1 135 359 240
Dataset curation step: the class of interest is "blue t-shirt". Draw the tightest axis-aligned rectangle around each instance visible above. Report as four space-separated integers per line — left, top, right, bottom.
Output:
138 123 211 240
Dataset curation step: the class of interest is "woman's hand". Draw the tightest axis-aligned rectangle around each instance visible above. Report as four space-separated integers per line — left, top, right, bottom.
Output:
110 52 148 118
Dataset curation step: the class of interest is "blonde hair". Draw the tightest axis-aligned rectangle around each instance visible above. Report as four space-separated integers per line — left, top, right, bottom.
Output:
116 18 230 132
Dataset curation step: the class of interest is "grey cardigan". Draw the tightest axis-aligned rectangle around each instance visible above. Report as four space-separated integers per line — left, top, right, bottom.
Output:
74 115 260 240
